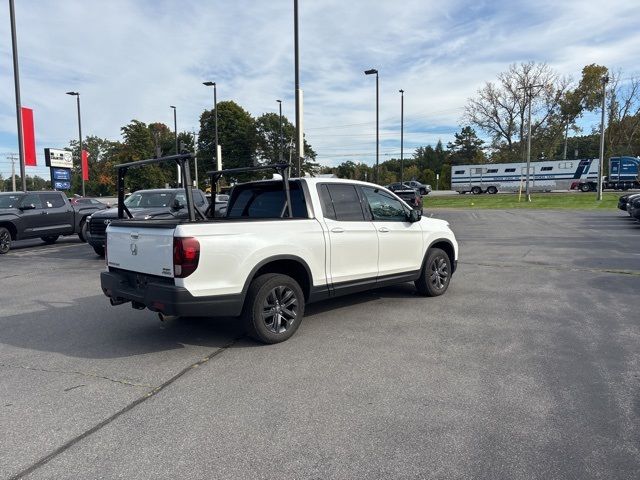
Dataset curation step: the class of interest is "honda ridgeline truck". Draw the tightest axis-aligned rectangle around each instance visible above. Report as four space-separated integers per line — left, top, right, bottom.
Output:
101 155 458 344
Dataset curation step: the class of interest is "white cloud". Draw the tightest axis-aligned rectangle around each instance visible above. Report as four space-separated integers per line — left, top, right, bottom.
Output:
0 0 639 175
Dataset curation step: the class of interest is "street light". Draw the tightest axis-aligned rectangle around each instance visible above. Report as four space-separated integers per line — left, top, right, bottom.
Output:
170 105 179 186
399 89 404 185
277 100 284 162
66 91 85 196
203 81 219 171
364 68 379 183
9 0 26 192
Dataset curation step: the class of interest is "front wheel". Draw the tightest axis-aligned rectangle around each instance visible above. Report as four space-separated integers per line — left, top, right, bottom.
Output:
487 186 498 194
93 245 105 257
415 248 452 297
580 183 591 192
41 235 59 245
471 186 482 195
243 273 305 344
0 227 11 254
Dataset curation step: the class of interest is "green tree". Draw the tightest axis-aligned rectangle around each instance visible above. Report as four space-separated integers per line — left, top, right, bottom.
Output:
198 101 257 178
439 164 452 189
446 126 485 165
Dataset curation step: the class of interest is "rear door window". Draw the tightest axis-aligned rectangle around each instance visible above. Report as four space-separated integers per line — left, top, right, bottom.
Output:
40 193 66 208
323 184 366 221
21 194 43 209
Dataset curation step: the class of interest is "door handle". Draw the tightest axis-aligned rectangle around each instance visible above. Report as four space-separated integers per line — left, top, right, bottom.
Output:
330 227 345 233
378 226 390 233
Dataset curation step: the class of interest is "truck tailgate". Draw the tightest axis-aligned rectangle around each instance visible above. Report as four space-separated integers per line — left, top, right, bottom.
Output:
106 225 175 278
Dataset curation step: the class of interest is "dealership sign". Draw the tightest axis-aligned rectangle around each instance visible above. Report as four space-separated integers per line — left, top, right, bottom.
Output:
44 148 73 168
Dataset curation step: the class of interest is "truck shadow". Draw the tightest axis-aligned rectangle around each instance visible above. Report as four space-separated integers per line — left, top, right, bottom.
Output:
0 294 242 359
0 285 421 356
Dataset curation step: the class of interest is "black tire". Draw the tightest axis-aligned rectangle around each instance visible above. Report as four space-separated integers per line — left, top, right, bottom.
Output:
93 245 105 257
487 186 498 194
471 186 482 195
0 227 11 254
415 248 452 297
580 183 591 192
78 219 88 242
242 273 305 344
41 235 59 245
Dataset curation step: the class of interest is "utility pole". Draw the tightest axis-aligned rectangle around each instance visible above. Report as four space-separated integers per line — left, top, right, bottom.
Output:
9 0 26 192
563 117 569 160
399 89 405 185
193 130 198 187
170 105 179 186
597 74 609 201
518 83 543 202
294 0 304 177
8 154 17 192
277 100 284 163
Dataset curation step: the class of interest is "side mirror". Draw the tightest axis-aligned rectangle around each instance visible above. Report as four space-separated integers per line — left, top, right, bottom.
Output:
171 199 184 210
407 208 422 222
19 204 36 211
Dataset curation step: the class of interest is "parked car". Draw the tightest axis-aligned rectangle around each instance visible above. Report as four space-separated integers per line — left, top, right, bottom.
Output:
627 194 640 221
404 180 432 195
386 181 431 196
101 159 458 344
0 191 104 254
86 188 208 256
618 192 640 211
392 187 423 210
204 193 229 216
70 197 111 209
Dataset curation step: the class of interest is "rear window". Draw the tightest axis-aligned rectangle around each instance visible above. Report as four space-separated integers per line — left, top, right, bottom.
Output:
40 193 66 208
226 182 307 218
323 184 366 221
454 170 465 175
505 168 516 172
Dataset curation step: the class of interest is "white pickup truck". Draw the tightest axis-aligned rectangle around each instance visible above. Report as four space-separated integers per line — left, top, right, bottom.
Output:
101 156 458 344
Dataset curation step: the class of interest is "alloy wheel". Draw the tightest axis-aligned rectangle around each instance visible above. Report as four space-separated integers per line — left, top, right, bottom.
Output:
430 256 449 290
262 285 298 334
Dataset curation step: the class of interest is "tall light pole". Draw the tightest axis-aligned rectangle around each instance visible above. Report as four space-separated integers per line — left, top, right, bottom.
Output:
203 81 219 171
277 100 284 162
399 89 404 185
597 75 609 201
170 105 180 186
66 92 85 196
364 68 379 183
9 0 26 192
294 0 304 177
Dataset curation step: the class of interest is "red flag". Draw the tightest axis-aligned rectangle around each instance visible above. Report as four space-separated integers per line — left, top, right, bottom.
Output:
81 150 89 181
21 107 37 166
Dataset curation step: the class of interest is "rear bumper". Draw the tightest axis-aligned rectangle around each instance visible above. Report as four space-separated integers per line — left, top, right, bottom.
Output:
100 270 243 317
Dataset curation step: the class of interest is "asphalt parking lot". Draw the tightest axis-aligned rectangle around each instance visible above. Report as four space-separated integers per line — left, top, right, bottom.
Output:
1 209 639 480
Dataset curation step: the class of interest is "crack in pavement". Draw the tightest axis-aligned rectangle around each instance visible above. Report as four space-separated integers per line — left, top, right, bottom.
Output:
7 336 241 480
0 363 153 388
459 260 640 276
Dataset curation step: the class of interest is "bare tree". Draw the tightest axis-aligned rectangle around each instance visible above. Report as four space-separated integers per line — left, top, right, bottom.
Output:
463 62 570 160
606 74 640 156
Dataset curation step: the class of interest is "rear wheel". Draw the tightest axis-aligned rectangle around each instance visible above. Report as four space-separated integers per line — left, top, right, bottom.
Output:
243 273 304 344
486 186 498 194
415 248 452 297
0 227 11 254
471 186 482 195
41 235 59 244
93 245 105 257
78 219 88 242
580 183 591 192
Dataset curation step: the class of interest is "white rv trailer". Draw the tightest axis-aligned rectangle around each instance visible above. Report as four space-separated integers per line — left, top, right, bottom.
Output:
450 159 599 194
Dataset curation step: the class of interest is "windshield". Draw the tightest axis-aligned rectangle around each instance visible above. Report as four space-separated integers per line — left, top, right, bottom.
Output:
124 191 177 208
0 194 23 209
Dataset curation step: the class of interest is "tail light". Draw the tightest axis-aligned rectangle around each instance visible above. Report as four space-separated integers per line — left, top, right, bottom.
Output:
174 237 200 278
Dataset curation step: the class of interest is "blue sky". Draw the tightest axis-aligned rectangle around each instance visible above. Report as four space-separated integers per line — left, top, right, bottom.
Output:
1 0 639 179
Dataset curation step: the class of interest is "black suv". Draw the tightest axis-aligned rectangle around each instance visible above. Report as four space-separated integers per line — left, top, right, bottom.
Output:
86 188 208 256
0 191 106 254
